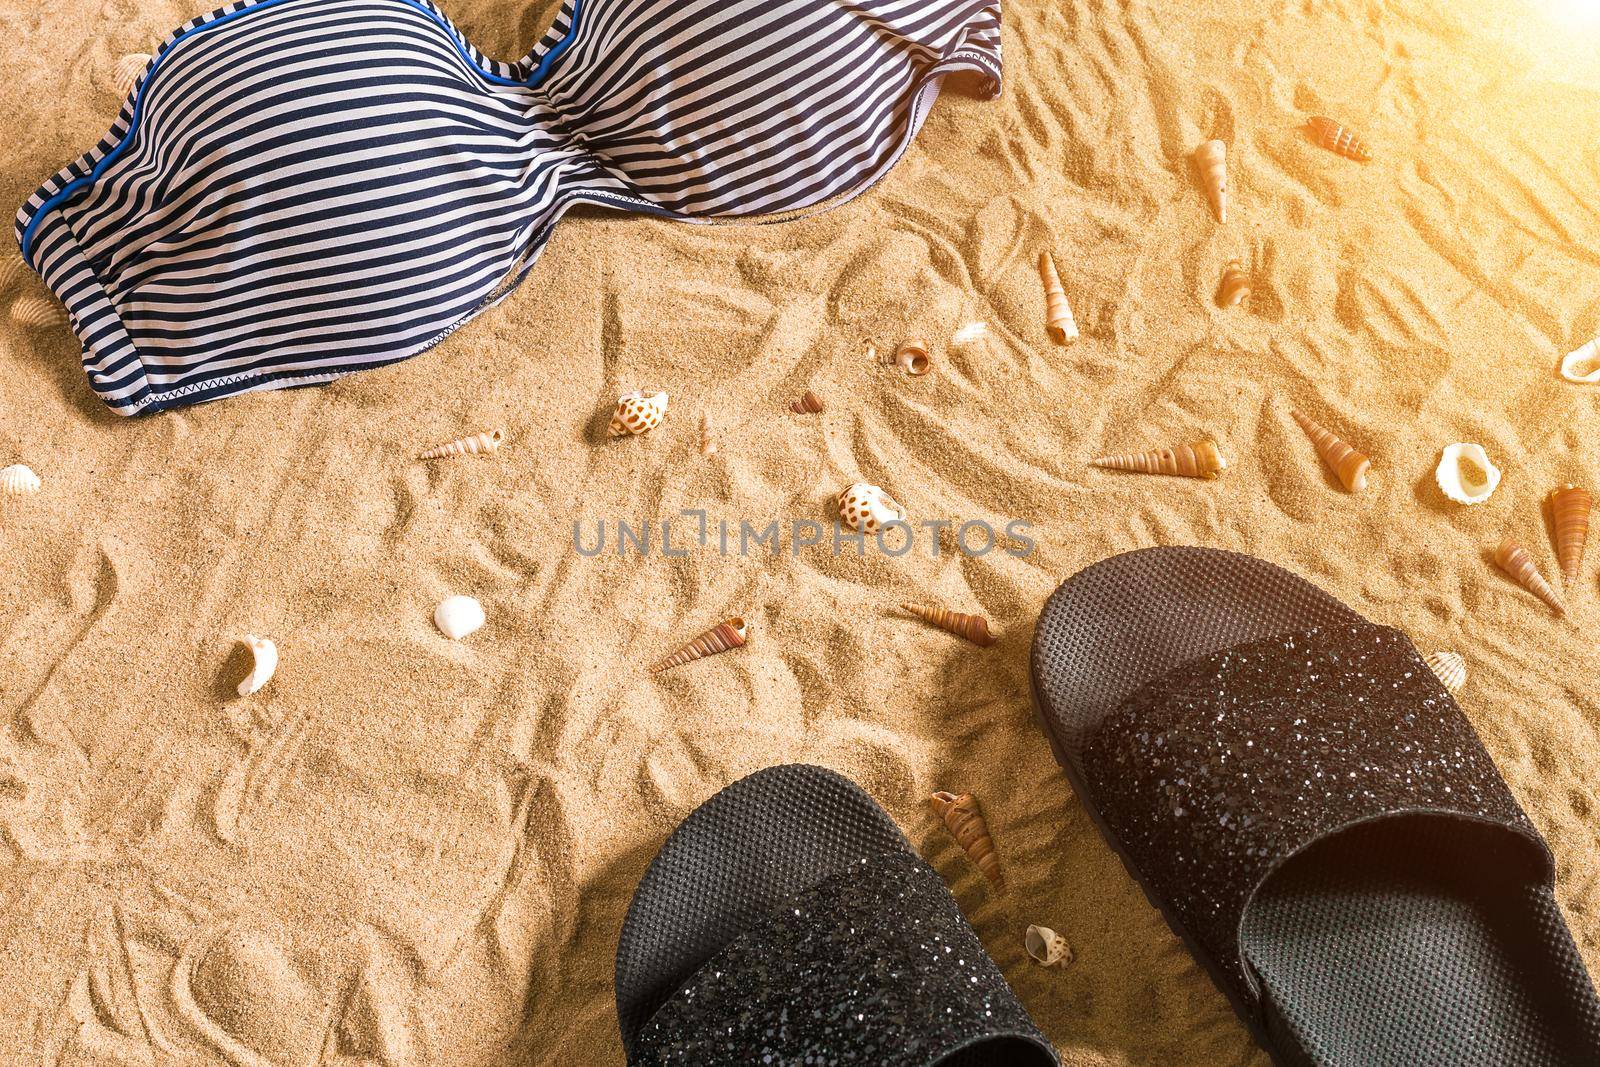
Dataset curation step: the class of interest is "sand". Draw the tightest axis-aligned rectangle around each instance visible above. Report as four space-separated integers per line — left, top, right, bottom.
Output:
2 0 1599 1063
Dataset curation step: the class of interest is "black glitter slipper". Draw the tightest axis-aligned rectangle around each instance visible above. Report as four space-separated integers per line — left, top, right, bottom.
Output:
1030 546 1600 1067
613 764 1059 1066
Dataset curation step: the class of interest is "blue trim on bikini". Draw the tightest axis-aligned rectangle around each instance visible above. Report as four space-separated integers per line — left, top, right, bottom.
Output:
20 0 582 266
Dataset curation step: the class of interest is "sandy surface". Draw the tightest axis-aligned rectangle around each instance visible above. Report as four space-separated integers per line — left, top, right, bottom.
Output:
3 0 1600 1063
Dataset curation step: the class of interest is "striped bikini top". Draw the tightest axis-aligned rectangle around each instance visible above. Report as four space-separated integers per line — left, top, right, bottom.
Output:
15 0 1002 416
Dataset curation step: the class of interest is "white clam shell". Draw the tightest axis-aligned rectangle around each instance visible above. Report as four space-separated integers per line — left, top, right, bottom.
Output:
951 321 989 346
0 464 41 496
113 52 153 98
1560 338 1600 383
837 482 906 534
237 635 277 696
1024 925 1072 967
434 595 485 640
1435 443 1501 505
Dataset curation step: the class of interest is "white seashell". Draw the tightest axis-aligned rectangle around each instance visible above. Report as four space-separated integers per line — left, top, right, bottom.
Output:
951 321 989 346
434 595 485 640
0 464 41 496
1435 443 1501 505
837 482 906 534
1423 650 1466 697
1024 925 1072 967
113 53 153 98
1560 338 1600 383
236 635 277 697
419 429 503 460
11 295 67 329
0 254 23 295
608 390 668 437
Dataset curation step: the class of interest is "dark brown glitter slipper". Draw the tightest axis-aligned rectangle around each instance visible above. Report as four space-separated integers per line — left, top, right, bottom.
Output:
1030 546 1600 1067
613 764 1059 1066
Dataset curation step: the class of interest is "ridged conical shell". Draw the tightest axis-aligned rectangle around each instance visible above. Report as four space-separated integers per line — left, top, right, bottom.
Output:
1217 262 1250 308
1291 409 1369 492
1038 251 1078 344
11 295 66 328
790 390 823 414
651 617 747 674
418 429 503 460
608 390 668 437
1494 540 1564 616
1092 439 1227 479
0 464 41 496
930 791 1003 891
1194 140 1227 223
1423 650 1466 697
113 53 153 98
1308 116 1371 162
1546 485 1592 586
903 604 996 646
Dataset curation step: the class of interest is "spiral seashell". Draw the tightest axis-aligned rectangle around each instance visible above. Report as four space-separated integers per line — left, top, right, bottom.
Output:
1560 338 1600 383
1435 443 1500 505
608 390 668 437
113 52 153 98
11 295 67 329
651 617 747 674
789 390 823 415
892 340 930 376
1423 650 1467 697
1307 116 1372 162
434 595 486 640
1217 261 1251 308
418 428 503 460
1038 251 1078 344
0 463 42 496
1494 540 1564 616
236 635 277 697
700 412 717 455
1024 925 1072 967
1546 484 1592 586
1193 139 1227 223
930 791 1004 891
1092 439 1227 479
902 604 996 647
837 482 906 534
1291 409 1369 492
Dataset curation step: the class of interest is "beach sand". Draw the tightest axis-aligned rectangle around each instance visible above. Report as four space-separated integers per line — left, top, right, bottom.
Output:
2 0 1599 1063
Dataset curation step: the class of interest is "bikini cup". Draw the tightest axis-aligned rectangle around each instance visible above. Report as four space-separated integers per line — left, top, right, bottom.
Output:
14 0 1002 416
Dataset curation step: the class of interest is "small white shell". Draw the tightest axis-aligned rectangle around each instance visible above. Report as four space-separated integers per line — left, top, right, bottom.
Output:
0 254 23 295
434 595 485 640
11 295 67 329
1024 925 1072 967
951 321 989 346
1435 443 1501 505
1560 338 1600 383
236 635 277 697
0 464 41 496
608 390 668 437
837 482 906 534
1423 650 1466 696
113 53 153 98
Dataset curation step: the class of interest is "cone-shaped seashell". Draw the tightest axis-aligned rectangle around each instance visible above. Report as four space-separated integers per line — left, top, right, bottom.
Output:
903 604 997 647
418 429 503 460
1193 139 1227 223
789 390 823 415
1560 338 1600 383
11 295 67 329
1423 650 1467 697
1024 925 1072 967
651 617 747 674
1291 409 1370 492
930 791 1004 892
608 390 668 437
0 463 41 496
1435 443 1500 505
1217 261 1251 308
434 595 486 640
1092 439 1227 479
1494 540 1564 616
113 53 153 98
951 321 989 347
1307 116 1372 162
892 340 931 376
838 482 906 534
236 635 277 697
1038 251 1079 344
700 412 717 455
1546 484 1592 586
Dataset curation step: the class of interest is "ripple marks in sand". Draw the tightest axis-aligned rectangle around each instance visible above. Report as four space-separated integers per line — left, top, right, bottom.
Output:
211 711 312 845
170 926 320 1067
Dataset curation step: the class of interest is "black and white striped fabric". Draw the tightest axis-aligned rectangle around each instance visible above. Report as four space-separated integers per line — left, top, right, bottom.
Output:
15 0 1002 415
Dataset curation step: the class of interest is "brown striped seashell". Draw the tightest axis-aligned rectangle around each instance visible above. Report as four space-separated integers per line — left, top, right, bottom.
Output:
11 295 67 329
1291 409 1369 492
790 390 823 414
651 617 747 674
1038 251 1078 344
608 389 668 437
1307 116 1372 162
1092 439 1227 479
930 791 1004 892
1024 925 1072 967
1193 139 1227 223
700 412 717 455
418 428 504 460
0 464 42 497
1423 650 1467 697
902 604 996 647
1546 484 1592 586
1494 540 1564 616
892 340 930 376
1217 261 1251 308
113 53 153 98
